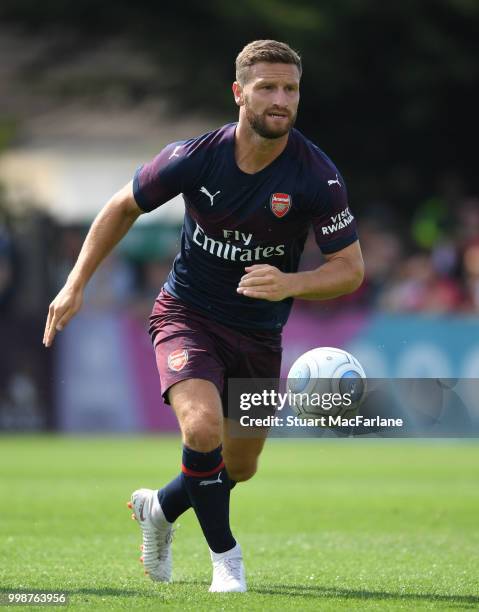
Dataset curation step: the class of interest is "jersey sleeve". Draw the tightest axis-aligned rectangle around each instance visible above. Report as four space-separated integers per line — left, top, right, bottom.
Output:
310 174 358 254
133 141 192 213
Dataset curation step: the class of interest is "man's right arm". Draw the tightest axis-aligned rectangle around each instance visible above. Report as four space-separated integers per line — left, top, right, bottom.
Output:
43 180 142 347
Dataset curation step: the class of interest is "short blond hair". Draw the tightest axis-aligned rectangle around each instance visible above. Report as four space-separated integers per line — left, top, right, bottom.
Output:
235 40 302 84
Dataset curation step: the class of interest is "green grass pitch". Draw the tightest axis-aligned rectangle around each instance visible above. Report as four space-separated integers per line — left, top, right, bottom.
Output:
1 436 478 610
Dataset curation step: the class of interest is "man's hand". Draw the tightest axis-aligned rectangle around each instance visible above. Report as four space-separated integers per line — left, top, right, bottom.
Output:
236 242 364 303
43 283 83 347
237 265 292 301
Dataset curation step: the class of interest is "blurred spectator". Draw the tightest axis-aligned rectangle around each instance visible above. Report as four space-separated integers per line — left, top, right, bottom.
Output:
0 219 16 313
129 258 171 320
456 199 479 244
462 241 479 312
83 252 135 311
52 226 86 291
358 220 403 307
379 253 464 313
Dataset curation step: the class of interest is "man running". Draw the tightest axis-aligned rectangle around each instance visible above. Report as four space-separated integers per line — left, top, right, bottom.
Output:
44 40 364 593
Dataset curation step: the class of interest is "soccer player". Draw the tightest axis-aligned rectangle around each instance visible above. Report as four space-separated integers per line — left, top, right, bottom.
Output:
43 40 364 593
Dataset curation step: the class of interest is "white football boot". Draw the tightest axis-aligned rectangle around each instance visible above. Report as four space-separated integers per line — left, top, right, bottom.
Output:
128 488 174 582
209 542 247 593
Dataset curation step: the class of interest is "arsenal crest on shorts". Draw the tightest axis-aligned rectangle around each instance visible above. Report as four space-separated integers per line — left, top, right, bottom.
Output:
168 348 189 372
270 193 292 218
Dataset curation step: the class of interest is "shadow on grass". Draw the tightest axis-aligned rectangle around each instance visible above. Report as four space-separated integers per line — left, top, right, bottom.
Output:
2 584 477 607
0 582 208 599
249 584 479 607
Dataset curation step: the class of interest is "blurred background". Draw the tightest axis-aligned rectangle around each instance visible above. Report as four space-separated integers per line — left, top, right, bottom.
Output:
0 0 478 432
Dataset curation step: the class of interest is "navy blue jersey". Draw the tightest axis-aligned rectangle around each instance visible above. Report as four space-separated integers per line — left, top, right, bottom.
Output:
133 123 358 330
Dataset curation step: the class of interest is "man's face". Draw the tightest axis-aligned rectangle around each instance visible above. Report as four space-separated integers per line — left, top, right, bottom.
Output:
235 62 300 139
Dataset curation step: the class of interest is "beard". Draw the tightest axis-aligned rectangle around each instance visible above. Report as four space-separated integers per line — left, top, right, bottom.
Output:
244 99 297 139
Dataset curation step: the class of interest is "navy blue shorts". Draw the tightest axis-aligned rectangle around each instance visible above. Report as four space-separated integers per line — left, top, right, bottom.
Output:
149 290 283 416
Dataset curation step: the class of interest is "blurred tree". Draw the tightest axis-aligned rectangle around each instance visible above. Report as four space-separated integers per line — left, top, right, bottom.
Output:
1 0 478 210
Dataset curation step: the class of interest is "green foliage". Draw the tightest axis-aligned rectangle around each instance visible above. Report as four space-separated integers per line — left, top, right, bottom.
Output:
411 198 449 249
0 118 18 153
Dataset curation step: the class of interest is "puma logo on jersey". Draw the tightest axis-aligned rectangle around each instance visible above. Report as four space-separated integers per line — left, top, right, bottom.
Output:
168 145 182 160
199 471 223 486
200 186 221 206
327 174 341 187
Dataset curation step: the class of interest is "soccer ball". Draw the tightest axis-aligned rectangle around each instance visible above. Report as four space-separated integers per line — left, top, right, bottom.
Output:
286 347 367 419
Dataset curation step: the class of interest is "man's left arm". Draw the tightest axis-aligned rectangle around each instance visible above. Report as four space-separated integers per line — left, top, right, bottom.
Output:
236 240 364 302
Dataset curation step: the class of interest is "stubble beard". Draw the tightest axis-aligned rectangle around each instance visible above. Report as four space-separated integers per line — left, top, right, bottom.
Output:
244 98 297 140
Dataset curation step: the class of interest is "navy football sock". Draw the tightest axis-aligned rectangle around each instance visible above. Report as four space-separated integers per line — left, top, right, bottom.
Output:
181 444 236 553
158 475 236 524
158 475 190 523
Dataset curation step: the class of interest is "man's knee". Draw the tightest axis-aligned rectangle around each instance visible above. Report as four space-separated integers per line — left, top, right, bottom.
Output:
169 379 223 452
176 406 221 454
182 417 222 451
181 403 222 450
